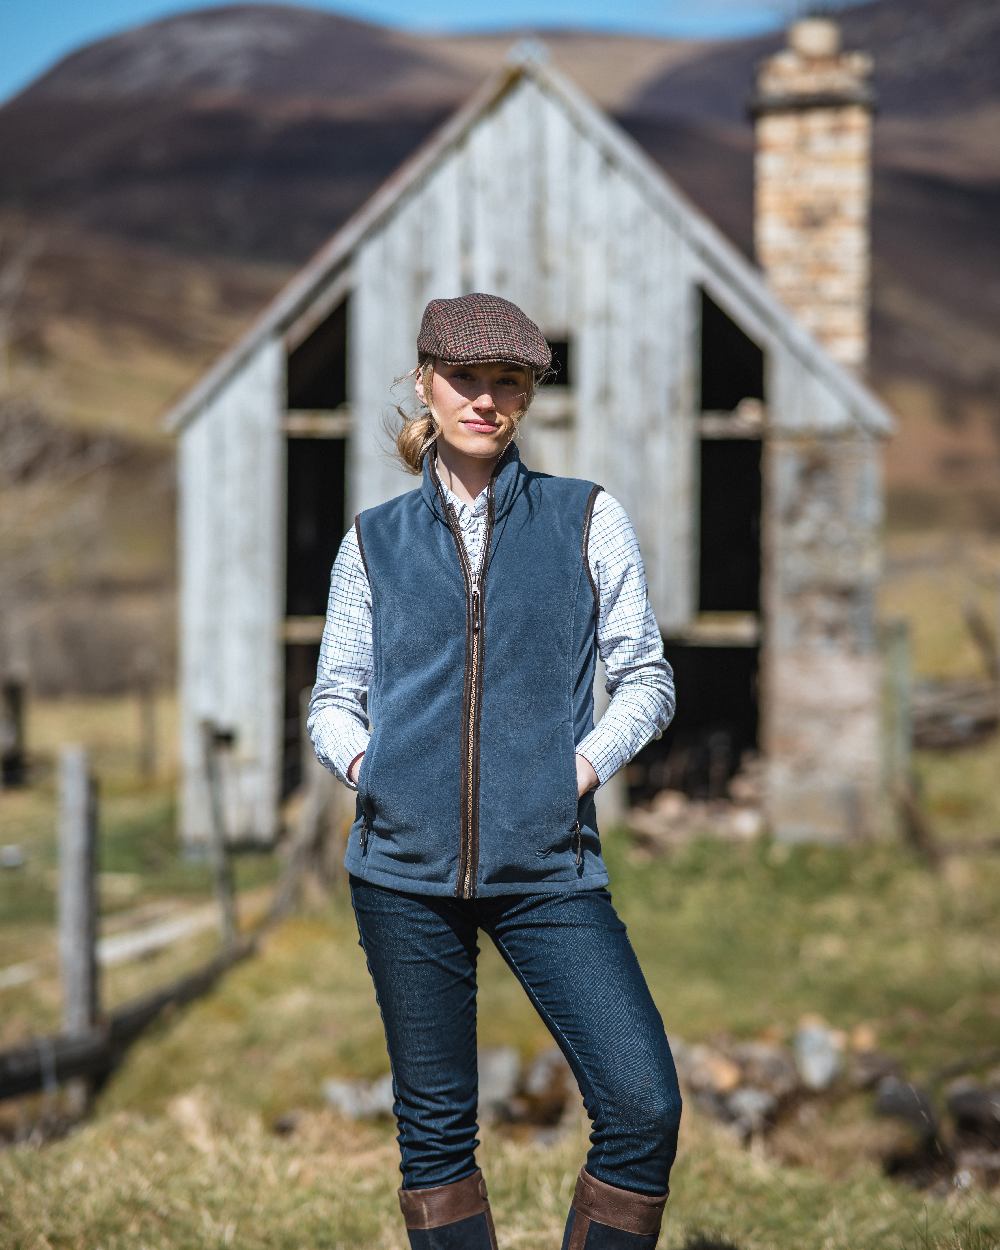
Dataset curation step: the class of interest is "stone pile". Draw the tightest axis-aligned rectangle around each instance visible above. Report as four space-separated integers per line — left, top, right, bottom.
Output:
627 757 768 854
316 1017 1000 1194
322 1044 578 1140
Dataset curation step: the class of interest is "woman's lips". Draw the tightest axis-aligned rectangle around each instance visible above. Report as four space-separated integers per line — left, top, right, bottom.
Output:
462 420 498 433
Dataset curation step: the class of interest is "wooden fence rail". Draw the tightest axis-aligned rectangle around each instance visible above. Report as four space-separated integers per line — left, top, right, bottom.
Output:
0 937 256 1100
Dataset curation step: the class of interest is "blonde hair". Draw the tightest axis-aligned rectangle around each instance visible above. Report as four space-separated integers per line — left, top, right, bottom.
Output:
385 354 545 476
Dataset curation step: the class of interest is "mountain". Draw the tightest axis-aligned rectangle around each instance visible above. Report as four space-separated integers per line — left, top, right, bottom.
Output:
630 0 1000 127
0 1 997 514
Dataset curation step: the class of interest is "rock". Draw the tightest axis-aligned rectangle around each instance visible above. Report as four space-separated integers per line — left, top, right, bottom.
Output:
478 1046 522 1118
512 1049 576 1128
271 1110 301 1136
953 1148 1000 1189
729 1040 799 1100
726 807 764 840
874 1075 938 1142
849 1022 879 1052
725 1086 778 1139
0 844 25 870
849 1049 902 1090
650 790 689 819
523 1047 573 1100
323 1073 395 1119
945 1080 1000 1149
684 1045 742 1095
793 1019 846 1091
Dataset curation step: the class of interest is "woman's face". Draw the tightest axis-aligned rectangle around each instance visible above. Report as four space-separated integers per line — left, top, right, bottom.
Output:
416 359 530 461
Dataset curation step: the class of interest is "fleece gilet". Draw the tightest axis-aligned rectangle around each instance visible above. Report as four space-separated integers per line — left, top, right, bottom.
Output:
343 440 608 897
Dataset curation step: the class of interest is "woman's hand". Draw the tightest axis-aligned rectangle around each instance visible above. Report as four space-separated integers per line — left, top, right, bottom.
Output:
348 751 365 786
575 753 599 797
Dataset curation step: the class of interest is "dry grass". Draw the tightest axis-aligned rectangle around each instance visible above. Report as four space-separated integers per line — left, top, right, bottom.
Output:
3 534 1000 1247
878 529 1000 681
2 891 999 1248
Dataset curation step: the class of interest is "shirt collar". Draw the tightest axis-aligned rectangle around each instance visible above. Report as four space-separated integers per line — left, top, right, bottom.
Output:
439 477 488 520
420 440 523 526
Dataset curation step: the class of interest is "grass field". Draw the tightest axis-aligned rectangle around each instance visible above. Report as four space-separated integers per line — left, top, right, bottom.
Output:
2 529 1000 1247
2 826 1000 1248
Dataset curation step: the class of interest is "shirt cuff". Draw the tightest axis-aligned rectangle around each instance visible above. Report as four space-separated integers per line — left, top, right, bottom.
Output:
336 725 371 791
574 734 618 789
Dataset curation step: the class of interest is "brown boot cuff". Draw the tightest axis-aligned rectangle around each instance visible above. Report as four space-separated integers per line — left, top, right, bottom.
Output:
398 1168 491 1230
571 1167 668 1237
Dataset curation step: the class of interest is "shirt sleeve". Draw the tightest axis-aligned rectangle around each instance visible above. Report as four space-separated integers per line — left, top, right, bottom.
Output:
574 490 676 788
306 523 373 790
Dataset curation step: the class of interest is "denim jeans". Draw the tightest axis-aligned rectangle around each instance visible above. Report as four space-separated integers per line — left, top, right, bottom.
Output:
349 874 682 1198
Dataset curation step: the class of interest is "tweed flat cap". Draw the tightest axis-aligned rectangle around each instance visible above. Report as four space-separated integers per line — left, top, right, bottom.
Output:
417 292 551 372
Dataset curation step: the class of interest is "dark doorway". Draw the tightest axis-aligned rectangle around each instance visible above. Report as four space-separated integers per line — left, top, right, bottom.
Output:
698 439 761 612
629 642 760 803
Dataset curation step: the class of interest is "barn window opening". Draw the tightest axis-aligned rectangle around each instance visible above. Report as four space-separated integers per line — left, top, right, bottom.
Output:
544 338 572 388
628 641 760 803
286 297 348 410
282 433 347 793
283 292 351 798
698 288 764 413
285 436 346 618
698 438 761 612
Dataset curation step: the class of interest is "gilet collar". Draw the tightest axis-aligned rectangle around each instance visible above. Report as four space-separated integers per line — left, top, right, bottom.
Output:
420 439 524 526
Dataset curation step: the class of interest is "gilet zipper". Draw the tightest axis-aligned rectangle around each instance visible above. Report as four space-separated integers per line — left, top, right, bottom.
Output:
430 453 497 899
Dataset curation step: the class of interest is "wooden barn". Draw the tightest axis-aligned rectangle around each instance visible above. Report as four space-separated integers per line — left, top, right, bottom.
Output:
163 23 896 851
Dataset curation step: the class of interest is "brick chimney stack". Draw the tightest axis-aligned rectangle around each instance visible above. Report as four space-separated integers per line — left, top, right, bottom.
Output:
751 17 875 372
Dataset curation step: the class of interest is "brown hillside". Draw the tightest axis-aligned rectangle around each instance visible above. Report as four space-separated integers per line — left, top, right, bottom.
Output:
0 1 996 532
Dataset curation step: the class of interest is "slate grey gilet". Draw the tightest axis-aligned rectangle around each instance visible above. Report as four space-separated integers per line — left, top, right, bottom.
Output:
344 440 609 898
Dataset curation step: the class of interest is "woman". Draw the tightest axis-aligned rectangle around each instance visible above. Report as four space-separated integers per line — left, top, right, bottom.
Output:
308 292 682 1249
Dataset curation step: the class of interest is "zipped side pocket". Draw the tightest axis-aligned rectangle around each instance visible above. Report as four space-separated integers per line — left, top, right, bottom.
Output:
572 818 583 866
360 808 373 855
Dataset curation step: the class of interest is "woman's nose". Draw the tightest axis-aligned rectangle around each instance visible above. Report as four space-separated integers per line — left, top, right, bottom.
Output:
472 391 495 409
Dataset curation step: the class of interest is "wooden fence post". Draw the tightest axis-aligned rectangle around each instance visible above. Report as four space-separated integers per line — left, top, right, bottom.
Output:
58 745 99 1113
200 719 238 947
0 678 26 788
883 617 913 794
135 662 157 783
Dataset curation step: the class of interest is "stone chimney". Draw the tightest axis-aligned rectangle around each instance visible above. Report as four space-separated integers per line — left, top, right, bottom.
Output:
751 17 875 372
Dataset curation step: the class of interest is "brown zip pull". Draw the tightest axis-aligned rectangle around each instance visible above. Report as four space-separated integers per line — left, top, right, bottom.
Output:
573 819 582 866
471 586 481 633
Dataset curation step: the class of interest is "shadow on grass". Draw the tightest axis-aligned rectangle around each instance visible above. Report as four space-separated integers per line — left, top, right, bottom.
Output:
680 1235 742 1250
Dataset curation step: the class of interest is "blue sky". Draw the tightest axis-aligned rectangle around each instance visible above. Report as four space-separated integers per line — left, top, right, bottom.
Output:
0 0 839 104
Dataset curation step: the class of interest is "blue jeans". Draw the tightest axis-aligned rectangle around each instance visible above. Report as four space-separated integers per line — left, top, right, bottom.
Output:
349 874 682 1198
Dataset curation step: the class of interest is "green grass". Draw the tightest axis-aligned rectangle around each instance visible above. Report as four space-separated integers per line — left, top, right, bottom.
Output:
3 528 1000 1248
0 691 279 1047
3 831 999 1248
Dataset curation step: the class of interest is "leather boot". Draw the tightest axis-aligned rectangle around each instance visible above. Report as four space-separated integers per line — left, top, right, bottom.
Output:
398 1167 499 1250
560 1166 668 1249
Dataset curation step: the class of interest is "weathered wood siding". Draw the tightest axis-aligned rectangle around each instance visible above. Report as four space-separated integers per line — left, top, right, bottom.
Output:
178 339 285 846
347 75 699 631
174 55 892 847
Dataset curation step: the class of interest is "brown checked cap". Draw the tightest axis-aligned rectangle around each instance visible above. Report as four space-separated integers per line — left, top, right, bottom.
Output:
417 292 551 373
